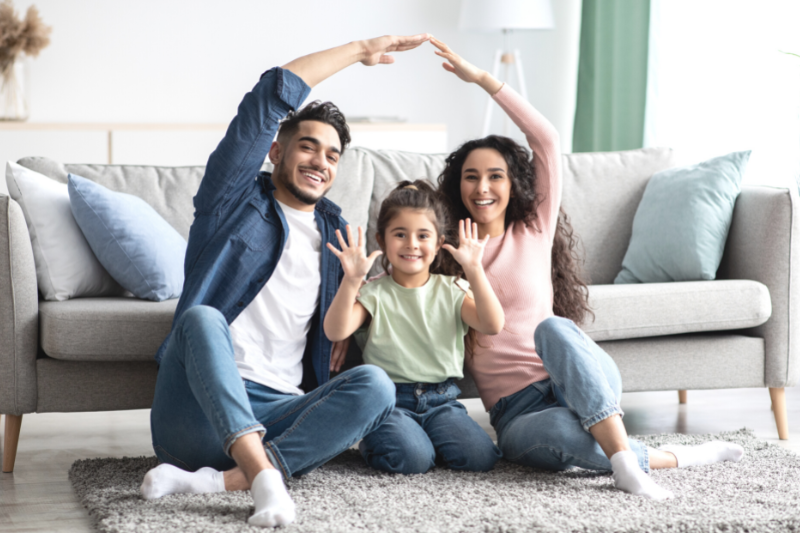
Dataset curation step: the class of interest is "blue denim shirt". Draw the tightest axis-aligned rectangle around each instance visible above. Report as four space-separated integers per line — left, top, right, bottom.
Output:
155 67 347 392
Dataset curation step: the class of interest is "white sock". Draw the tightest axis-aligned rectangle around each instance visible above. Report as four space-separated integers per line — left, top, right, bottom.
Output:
140 463 225 500
610 450 674 501
660 441 744 468
247 468 296 528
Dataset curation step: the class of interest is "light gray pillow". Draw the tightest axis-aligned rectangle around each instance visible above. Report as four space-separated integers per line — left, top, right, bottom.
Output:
5 161 123 300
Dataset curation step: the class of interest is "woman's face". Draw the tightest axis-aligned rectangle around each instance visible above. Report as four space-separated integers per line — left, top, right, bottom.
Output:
459 148 512 237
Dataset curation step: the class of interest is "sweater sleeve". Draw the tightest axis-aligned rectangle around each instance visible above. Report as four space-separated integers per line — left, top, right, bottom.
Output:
492 85 562 241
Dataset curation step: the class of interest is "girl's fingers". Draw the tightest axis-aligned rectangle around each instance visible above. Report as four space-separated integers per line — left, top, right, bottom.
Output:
472 222 479 241
346 224 356 247
441 243 455 255
442 62 456 73
459 219 465 240
367 250 384 262
357 226 365 249
335 229 347 249
326 242 341 256
465 218 472 240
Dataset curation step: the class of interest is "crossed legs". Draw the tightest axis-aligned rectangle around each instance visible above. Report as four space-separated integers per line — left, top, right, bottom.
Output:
145 305 395 526
494 317 743 500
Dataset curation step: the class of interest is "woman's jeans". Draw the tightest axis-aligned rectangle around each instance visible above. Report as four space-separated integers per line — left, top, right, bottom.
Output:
490 317 649 473
359 380 502 474
150 306 396 479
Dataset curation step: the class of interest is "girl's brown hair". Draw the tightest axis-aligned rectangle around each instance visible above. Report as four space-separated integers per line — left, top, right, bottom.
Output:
437 135 593 325
375 180 454 276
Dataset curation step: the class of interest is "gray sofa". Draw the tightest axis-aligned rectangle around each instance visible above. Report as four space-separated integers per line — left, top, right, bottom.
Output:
2 147 796 473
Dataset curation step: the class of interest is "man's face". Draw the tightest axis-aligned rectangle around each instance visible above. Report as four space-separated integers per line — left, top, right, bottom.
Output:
269 120 342 211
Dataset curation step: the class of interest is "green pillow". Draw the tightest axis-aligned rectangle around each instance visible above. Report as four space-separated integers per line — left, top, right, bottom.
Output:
615 151 751 284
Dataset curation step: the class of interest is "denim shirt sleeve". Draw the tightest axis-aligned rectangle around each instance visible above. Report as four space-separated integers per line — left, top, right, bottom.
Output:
193 67 311 219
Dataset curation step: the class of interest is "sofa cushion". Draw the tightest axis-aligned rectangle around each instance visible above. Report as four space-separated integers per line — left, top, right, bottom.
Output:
68 174 187 302
5 162 124 301
40 297 178 362
615 151 750 284
583 280 771 342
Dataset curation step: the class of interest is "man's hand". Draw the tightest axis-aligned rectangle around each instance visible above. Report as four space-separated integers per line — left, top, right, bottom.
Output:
282 34 430 88
359 34 430 66
330 337 351 373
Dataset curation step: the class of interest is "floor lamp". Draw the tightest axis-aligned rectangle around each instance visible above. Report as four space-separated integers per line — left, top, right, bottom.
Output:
459 0 555 137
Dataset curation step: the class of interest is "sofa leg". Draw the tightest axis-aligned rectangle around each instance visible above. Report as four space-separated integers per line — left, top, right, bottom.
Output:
769 388 789 440
678 390 687 404
3 414 23 473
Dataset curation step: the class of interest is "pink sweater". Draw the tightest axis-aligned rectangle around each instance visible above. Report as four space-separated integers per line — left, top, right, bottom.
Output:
466 84 562 411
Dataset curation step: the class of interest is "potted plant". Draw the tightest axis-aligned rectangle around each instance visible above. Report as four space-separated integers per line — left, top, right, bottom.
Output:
0 0 50 120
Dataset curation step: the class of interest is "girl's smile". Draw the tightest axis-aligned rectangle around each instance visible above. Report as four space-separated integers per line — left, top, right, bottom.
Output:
378 209 443 288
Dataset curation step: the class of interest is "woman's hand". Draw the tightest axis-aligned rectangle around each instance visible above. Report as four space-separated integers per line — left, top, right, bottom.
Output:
442 219 489 272
327 225 383 281
430 36 503 95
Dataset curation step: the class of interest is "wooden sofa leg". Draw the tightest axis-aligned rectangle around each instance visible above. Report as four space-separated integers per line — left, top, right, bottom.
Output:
3 414 23 473
678 390 687 404
769 388 789 440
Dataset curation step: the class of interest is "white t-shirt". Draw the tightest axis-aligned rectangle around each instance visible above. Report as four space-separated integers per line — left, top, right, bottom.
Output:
229 199 322 395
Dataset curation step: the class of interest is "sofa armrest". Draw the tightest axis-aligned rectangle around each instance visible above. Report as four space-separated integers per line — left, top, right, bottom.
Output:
717 185 800 388
0 195 38 415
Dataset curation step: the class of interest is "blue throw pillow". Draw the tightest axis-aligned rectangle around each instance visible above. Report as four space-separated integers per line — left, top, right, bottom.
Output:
68 174 187 301
614 151 751 284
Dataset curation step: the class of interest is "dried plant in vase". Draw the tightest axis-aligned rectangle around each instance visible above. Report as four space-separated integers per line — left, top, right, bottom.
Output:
0 0 50 120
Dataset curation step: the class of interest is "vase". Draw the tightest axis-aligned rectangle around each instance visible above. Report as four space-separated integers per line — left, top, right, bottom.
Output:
0 57 28 121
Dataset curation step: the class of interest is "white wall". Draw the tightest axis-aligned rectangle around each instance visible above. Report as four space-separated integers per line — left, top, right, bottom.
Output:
644 0 800 188
15 0 581 153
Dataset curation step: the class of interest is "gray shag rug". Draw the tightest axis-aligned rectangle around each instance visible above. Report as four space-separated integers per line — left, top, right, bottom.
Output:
69 429 800 533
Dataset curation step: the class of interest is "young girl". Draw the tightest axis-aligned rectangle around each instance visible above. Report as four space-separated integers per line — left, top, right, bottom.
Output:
324 180 504 475
431 36 744 499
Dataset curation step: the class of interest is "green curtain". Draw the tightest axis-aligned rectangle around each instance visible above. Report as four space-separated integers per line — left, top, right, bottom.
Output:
573 0 651 153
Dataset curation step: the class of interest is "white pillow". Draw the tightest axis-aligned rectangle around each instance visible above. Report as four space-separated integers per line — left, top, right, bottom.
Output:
5 161 123 301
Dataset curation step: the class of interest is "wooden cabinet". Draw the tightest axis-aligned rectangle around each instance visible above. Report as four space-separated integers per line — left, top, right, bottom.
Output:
0 122 447 168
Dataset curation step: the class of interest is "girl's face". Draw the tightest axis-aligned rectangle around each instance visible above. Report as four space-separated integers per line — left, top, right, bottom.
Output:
379 208 443 287
460 147 512 238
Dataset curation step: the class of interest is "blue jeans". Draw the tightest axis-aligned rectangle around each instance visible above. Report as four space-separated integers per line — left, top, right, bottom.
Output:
150 306 396 478
359 380 502 474
490 317 649 473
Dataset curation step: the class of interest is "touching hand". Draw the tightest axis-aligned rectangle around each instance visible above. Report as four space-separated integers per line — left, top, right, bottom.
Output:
430 36 486 84
442 219 489 271
327 225 383 281
330 337 351 373
360 34 430 66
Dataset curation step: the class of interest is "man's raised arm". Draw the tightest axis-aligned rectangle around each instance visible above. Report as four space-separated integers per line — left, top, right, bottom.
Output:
282 34 429 88
191 34 429 230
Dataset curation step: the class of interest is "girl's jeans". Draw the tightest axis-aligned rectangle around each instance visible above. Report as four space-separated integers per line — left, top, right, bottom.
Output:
150 305 396 479
490 317 649 473
360 380 502 474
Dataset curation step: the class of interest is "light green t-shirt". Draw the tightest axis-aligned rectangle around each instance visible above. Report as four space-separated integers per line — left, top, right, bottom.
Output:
356 274 470 384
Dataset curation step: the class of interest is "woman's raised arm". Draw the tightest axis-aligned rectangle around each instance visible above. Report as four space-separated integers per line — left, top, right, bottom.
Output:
431 36 562 239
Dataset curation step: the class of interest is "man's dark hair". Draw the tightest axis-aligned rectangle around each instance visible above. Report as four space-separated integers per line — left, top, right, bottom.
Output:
277 100 351 152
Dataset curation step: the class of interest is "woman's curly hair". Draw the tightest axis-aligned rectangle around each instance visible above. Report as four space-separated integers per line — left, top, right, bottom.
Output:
437 135 593 325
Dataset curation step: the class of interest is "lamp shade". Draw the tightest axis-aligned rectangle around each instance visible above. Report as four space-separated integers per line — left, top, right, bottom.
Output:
459 0 555 31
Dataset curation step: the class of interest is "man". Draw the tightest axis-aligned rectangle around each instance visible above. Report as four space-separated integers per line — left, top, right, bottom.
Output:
139 34 430 528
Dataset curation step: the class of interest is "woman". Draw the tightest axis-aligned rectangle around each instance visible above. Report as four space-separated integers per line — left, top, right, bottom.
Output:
431 37 744 500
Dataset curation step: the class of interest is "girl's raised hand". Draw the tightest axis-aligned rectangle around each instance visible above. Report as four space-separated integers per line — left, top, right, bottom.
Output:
441 219 489 271
327 225 383 281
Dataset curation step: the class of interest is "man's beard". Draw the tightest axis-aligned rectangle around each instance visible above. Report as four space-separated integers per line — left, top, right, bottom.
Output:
273 160 328 206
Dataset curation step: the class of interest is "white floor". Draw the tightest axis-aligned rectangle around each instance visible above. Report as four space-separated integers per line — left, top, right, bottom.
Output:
1 386 798 533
